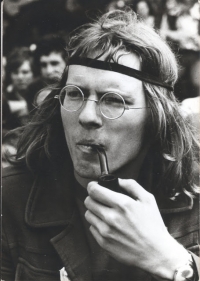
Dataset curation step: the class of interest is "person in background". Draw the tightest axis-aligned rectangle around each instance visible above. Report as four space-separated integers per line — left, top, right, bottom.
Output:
160 0 200 101
2 9 199 281
180 95 200 145
135 0 155 27
27 34 67 111
160 0 199 51
4 47 36 128
107 0 131 12
180 57 200 117
2 48 35 167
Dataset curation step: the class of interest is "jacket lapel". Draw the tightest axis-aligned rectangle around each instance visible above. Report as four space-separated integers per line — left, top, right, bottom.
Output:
25 164 76 227
25 165 92 281
50 208 92 281
24 162 195 281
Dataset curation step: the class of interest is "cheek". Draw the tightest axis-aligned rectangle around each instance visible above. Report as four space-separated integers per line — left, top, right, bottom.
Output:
57 65 65 73
25 73 33 81
61 111 69 135
27 72 33 78
120 122 145 151
11 74 17 82
137 110 152 143
113 111 150 153
61 110 76 145
41 68 46 75
125 110 149 136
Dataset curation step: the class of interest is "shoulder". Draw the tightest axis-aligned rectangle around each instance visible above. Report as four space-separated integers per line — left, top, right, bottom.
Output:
3 165 28 176
2 165 35 207
3 165 34 182
28 77 45 92
5 89 18 100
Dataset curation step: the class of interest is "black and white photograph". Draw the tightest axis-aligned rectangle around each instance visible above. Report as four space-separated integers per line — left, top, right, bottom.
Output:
1 0 200 280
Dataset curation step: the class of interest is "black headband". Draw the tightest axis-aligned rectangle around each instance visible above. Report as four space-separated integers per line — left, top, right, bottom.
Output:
68 57 174 91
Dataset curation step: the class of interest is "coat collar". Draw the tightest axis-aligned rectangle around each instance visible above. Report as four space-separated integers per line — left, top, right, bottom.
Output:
25 164 76 228
25 164 194 228
24 164 194 281
50 208 92 281
25 164 93 281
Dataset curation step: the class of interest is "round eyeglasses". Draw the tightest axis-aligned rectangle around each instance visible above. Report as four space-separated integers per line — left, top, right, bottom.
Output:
55 85 149 120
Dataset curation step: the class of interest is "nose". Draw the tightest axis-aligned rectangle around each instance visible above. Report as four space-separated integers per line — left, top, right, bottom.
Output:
79 99 102 128
17 72 24 80
46 64 54 75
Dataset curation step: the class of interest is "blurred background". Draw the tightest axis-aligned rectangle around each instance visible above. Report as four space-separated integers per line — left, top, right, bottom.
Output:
2 0 200 167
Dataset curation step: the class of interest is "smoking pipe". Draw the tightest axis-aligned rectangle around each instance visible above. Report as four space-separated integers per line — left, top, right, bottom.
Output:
91 145 122 193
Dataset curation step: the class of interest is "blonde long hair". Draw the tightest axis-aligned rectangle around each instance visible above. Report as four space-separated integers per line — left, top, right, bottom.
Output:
14 9 199 199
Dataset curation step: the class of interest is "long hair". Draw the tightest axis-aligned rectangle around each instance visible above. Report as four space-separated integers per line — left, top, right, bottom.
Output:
12 9 199 199
5 47 36 88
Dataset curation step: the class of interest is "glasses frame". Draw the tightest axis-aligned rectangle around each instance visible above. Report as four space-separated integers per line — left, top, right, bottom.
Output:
55 85 150 120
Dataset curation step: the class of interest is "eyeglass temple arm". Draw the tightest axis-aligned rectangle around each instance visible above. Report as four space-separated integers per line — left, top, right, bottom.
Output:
125 106 150 109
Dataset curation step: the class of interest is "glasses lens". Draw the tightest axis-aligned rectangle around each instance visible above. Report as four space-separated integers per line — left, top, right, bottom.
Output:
59 86 83 111
100 92 125 119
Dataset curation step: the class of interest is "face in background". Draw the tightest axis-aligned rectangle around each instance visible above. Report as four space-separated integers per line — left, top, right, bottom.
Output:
166 0 184 16
136 1 150 18
61 52 151 187
10 60 34 93
40 52 66 84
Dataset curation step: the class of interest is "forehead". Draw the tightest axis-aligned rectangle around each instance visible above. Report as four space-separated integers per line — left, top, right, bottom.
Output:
67 52 142 91
20 60 31 69
137 1 148 6
12 60 32 73
40 52 64 62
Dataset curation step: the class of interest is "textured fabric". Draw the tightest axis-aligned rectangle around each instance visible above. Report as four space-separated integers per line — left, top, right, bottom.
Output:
2 165 200 281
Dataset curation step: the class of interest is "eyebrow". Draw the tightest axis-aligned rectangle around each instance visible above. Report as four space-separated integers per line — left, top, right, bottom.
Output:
68 56 174 91
65 83 136 102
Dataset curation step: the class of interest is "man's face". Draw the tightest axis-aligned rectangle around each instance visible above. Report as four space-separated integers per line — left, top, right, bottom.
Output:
61 53 150 183
11 60 34 92
40 52 66 83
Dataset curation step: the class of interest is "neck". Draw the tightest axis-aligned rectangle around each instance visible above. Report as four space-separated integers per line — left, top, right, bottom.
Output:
74 172 92 188
15 90 25 99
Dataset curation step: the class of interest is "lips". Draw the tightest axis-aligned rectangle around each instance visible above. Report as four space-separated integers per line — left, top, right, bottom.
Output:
77 140 104 147
76 140 105 153
17 82 27 86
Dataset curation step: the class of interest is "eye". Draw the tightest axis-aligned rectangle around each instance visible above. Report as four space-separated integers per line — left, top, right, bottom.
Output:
51 61 59 66
40 62 47 68
103 93 124 106
22 70 30 74
65 87 82 99
105 97 121 104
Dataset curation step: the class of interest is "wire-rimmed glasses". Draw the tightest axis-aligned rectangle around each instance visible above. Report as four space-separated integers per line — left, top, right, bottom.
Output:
55 85 149 120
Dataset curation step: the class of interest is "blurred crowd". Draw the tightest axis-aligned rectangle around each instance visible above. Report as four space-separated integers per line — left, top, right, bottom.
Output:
2 0 200 167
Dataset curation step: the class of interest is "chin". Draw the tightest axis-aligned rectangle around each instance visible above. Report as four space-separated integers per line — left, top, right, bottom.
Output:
75 165 100 180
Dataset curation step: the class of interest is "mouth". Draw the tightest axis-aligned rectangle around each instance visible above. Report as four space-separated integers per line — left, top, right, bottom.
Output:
17 82 26 86
76 141 105 153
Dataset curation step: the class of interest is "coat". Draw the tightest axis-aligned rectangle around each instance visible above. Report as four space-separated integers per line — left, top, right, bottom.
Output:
2 165 200 281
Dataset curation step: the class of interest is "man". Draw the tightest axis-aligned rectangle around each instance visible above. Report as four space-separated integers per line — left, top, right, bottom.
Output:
2 9 199 281
35 35 66 85
27 34 67 111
